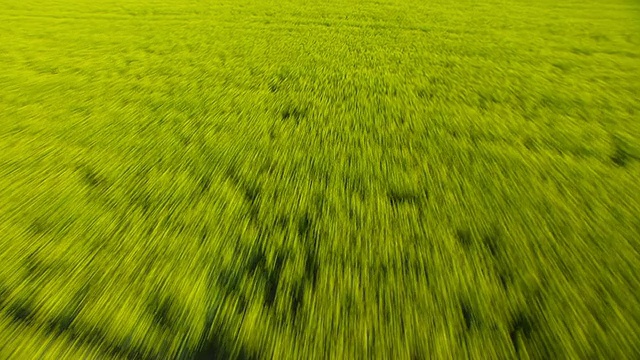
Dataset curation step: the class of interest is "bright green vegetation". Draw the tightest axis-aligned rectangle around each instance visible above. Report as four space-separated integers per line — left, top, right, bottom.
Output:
1 0 639 358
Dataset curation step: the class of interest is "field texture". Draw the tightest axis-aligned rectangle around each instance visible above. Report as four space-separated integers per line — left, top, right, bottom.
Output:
1 0 640 358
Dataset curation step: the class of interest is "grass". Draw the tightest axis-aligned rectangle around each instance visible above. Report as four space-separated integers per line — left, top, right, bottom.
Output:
0 0 639 358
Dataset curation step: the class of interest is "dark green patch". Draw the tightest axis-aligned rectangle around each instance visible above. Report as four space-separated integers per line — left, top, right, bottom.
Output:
456 229 473 248
46 303 84 334
304 248 320 290
193 326 258 360
23 254 52 280
477 91 501 111
76 164 109 188
69 105 92 117
217 269 242 295
177 133 192 146
590 34 609 42
388 188 422 206
4 293 90 340
498 273 510 290
312 192 326 216
264 252 285 308
297 213 313 239
482 227 501 257
344 175 368 200
130 190 153 213
5 300 36 325
408 259 430 285
247 248 267 275
280 104 308 123
411 348 426 360
235 295 248 315
551 62 573 72
523 137 537 151
610 141 633 167
199 175 211 193
509 312 534 356
570 47 593 56
148 293 177 331
66 323 151 360
199 227 209 246
241 183 260 205
290 282 305 321
416 87 434 100
226 167 261 206
274 214 290 230
460 300 477 330
28 217 52 235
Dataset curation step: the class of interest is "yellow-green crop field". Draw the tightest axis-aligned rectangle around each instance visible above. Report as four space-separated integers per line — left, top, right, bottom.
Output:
1 0 639 358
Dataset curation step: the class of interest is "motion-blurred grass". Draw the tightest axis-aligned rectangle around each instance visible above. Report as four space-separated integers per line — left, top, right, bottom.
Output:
1 0 639 358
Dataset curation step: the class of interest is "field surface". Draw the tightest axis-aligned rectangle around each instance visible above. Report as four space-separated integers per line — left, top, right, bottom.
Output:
1 0 640 359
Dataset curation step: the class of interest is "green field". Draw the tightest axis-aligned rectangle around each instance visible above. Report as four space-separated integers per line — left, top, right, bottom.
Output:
1 0 639 358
